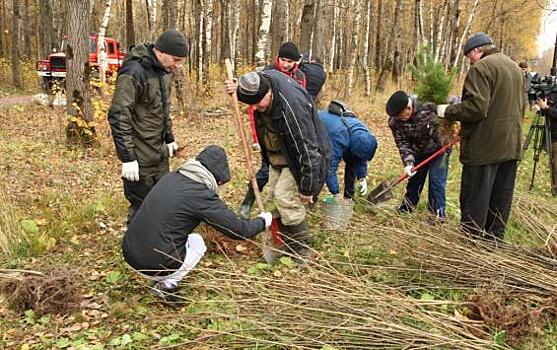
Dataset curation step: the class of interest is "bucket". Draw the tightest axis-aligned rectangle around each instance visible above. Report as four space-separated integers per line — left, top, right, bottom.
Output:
321 196 355 230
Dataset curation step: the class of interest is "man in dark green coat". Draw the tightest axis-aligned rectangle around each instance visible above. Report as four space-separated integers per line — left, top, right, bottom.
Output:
108 30 188 222
437 32 524 241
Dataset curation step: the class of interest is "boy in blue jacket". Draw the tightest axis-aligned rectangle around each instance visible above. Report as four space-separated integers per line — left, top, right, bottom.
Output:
319 100 378 200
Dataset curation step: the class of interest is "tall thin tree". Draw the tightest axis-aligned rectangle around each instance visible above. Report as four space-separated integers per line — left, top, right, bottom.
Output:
11 0 21 88
254 0 272 67
125 0 135 48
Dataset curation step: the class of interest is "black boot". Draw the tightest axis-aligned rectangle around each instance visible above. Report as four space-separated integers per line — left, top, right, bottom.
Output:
279 220 313 265
239 186 256 220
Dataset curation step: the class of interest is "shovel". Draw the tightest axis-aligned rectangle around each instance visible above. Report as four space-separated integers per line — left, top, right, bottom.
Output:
224 59 280 257
368 136 461 205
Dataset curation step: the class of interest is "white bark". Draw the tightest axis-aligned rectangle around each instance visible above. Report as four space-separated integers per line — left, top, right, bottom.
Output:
363 0 371 96
329 0 339 72
347 0 361 97
198 0 204 83
97 0 112 83
453 0 481 69
149 0 157 40
428 0 433 43
434 1 449 61
227 0 240 63
204 0 213 63
254 0 272 68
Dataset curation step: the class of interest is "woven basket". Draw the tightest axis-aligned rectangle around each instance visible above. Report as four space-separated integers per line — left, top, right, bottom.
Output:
321 199 355 230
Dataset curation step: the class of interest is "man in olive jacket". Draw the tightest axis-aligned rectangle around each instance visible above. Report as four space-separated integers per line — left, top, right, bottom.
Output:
108 30 188 222
437 32 524 240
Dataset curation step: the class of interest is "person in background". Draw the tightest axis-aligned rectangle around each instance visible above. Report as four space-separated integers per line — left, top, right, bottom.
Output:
535 91 557 196
318 100 377 200
122 145 272 304
108 30 188 223
519 61 533 110
386 90 452 221
437 32 524 240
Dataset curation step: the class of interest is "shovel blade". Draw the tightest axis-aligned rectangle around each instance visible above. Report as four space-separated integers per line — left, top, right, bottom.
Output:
368 180 394 205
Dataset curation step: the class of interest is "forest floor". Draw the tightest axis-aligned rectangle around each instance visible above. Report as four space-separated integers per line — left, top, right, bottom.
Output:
1 83 557 349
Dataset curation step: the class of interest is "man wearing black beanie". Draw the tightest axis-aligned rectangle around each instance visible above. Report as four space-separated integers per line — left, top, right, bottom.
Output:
108 30 189 223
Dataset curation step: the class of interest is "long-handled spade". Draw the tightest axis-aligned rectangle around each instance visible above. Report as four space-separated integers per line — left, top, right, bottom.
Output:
367 136 461 205
224 59 279 260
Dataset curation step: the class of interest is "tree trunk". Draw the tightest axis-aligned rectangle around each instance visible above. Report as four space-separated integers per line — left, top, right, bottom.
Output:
197 0 204 83
23 0 30 59
391 0 404 84
299 0 317 54
374 0 383 70
97 0 112 84
254 0 272 68
433 1 449 61
362 0 371 96
203 0 213 81
311 0 325 59
270 0 286 57
66 0 94 145
227 0 239 63
125 0 135 48
454 0 480 71
414 0 423 47
148 0 157 40
346 0 362 98
328 0 338 72
11 0 21 88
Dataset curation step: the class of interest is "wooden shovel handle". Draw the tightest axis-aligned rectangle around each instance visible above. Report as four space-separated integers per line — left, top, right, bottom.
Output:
224 59 264 211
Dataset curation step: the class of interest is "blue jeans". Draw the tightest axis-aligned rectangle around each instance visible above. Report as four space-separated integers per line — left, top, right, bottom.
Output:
398 149 451 218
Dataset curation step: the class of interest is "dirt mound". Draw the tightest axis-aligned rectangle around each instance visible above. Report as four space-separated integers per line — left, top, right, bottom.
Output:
0 265 82 316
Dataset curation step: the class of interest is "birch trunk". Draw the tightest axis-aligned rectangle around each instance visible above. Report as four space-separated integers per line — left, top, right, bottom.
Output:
329 0 338 72
197 0 204 83
346 0 361 98
254 0 272 68
149 0 157 40
228 0 239 63
428 0 433 43
391 0 403 84
433 1 449 61
203 0 213 80
97 0 112 84
363 0 371 96
453 0 480 70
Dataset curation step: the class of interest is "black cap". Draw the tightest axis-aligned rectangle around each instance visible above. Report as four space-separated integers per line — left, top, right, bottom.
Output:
236 72 270 105
195 145 231 184
278 42 301 60
463 32 493 56
386 90 409 117
154 30 189 57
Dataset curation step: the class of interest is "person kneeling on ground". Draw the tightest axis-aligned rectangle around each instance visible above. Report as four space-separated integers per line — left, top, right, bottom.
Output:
319 100 378 200
122 145 272 303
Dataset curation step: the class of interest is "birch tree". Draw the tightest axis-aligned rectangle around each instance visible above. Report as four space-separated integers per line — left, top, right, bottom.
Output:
254 0 272 68
197 0 204 82
11 0 21 88
148 0 157 40
227 0 240 63
453 0 481 71
203 0 213 81
362 0 372 96
66 0 94 144
346 0 361 98
97 0 112 83
328 0 339 72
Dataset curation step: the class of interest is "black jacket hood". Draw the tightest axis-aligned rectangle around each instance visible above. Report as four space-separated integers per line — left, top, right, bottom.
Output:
195 145 231 184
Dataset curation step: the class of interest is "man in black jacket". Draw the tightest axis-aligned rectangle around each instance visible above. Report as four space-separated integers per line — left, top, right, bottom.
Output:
122 145 272 303
226 70 332 264
108 30 188 223
536 90 557 195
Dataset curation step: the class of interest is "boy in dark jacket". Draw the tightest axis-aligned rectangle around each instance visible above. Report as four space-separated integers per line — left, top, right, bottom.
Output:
319 100 377 199
226 70 332 264
386 90 451 219
122 145 272 302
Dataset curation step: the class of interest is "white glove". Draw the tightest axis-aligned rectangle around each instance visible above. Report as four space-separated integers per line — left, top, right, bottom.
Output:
122 161 139 181
358 178 368 195
404 164 416 178
166 142 178 158
437 104 449 118
257 212 273 229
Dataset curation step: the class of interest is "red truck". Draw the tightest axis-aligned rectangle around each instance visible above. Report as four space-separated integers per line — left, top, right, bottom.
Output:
37 34 125 93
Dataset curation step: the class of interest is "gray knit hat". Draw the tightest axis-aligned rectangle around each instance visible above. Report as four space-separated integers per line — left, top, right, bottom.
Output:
155 30 189 57
463 32 493 56
236 72 270 105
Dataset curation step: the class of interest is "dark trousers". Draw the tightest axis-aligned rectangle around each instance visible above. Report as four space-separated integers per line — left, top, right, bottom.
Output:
343 154 358 199
253 158 270 191
399 150 451 217
123 159 169 222
460 160 518 239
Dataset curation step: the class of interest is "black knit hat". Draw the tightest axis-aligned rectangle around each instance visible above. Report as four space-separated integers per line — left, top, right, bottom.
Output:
236 72 271 105
278 42 301 60
155 30 189 57
463 32 493 56
386 90 410 117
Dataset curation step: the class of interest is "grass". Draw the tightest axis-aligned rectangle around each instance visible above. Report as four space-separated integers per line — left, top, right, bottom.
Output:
0 68 556 349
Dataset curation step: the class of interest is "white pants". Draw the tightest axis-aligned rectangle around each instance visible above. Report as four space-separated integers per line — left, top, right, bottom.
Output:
133 233 207 288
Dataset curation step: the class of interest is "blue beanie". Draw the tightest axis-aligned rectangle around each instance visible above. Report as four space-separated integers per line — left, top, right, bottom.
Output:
349 130 377 161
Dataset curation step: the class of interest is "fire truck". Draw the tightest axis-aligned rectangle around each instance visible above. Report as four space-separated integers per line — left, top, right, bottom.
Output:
37 34 125 93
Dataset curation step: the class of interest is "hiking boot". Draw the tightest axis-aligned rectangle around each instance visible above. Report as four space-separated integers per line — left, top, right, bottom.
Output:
279 220 313 266
239 186 256 220
150 282 184 306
